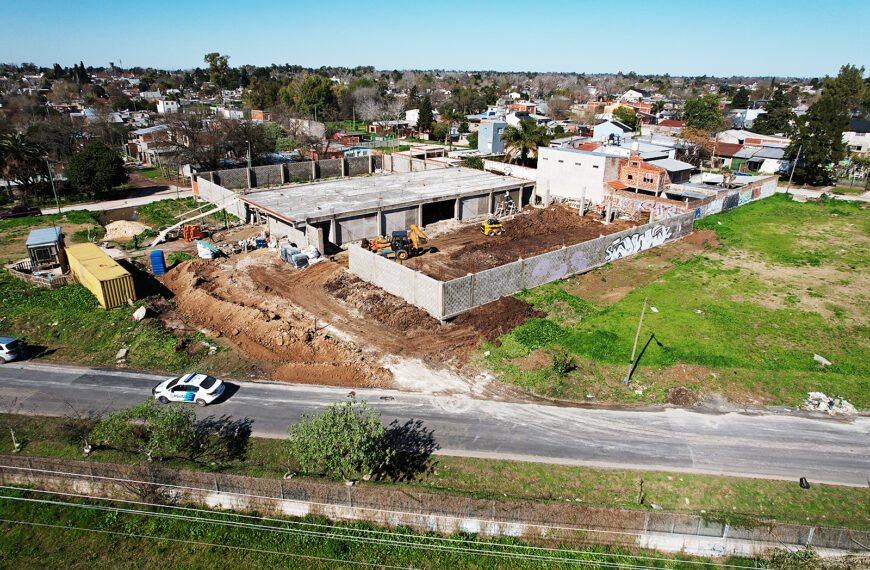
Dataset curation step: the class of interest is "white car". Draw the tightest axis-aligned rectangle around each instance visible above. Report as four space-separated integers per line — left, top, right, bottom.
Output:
152 372 225 407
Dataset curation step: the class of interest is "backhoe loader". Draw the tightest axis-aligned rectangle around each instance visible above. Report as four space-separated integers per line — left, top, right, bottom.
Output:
362 225 430 261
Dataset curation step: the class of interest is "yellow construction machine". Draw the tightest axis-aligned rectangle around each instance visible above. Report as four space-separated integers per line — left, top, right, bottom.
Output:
362 225 430 260
480 218 505 236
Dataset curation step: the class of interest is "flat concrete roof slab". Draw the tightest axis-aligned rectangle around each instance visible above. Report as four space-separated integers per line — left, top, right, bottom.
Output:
239 168 527 223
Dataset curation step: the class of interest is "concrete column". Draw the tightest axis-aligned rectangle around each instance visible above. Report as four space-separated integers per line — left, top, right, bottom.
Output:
488 192 494 214
543 181 551 207
281 164 288 184
341 158 347 177
417 203 423 226
328 216 337 244
579 187 587 216
376 209 384 236
454 197 461 220
311 160 317 181
605 201 613 224
368 154 374 173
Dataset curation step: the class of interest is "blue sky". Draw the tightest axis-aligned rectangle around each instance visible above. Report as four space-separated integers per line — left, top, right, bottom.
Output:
4 0 868 77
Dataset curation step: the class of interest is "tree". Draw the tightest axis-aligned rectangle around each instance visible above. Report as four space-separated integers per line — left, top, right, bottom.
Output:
683 94 725 131
546 95 571 120
66 141 127 198
417 95 434 133
731 87 750 109
0 131 47 202
823 64 867 116
651 100 667 116
501 119 551 166
293 74 339 120
788 91 849 186
91 400 199 462
289 400 393 481
612 106 638 130
752 89 796 136
466 130 479 149
204 52 230 90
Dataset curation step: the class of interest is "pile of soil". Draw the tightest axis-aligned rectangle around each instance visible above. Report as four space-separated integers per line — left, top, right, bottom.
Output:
453 296 545 342
323 272 440 331
683 229 719 249
104 220 150 241
666 386 701 407
406 205 636 279
162 258 390 387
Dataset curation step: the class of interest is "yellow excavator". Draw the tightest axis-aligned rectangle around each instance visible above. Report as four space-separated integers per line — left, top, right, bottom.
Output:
362 225 430 261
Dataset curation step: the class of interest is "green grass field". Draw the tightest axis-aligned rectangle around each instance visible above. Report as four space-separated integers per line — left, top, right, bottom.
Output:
2 414 867 531
482 195 870 408
0 211 104 264
0 487 767 570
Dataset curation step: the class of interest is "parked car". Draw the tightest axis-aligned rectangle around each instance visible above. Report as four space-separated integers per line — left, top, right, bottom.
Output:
152 372 225 406
0 337 27 363
0 204 42 219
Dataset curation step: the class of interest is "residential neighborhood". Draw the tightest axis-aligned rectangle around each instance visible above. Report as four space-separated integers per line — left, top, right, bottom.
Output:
0 1 868 568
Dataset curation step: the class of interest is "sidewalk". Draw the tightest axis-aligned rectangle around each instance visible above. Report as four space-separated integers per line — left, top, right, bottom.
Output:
776 185 870 203
41 185 193 214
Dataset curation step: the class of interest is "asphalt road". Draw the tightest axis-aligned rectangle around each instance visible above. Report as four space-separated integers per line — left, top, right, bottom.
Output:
2 363 868 486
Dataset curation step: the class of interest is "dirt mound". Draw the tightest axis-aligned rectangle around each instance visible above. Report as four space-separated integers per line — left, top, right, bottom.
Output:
666 386 701 407
453 296 545 342
406 205 636 279
104 220 150 241
683 229 719 249
162 258 390 387
323 272 440 331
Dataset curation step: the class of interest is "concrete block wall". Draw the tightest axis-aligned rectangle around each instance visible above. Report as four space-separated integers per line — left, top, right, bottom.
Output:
347 156 372 176
286 161 315 183
318 158 344 178
195 176 246 219
213 167 249 189
350 213 695 320
251 164 283 187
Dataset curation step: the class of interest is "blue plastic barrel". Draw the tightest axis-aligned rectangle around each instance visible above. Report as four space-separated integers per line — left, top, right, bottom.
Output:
150 250 166 275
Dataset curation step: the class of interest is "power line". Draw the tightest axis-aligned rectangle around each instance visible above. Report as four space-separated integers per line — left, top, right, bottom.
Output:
0 493 730 570
0 517 411 569
0 484 764 570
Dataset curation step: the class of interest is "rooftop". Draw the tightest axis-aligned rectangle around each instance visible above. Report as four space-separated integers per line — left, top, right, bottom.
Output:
239 168 527 224
26 226 62 247
648 158 696 172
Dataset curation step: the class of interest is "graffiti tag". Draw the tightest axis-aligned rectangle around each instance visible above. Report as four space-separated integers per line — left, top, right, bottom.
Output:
605 225 673 262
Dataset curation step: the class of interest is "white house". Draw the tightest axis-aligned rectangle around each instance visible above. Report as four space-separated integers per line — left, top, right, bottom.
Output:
536 146 621 205
592 120 635 143
477 121 507 154
844 119 870 156
156 100 179 114
405 108 439 128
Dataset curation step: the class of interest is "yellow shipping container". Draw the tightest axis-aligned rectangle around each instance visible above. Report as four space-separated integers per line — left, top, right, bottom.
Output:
65 243 136 309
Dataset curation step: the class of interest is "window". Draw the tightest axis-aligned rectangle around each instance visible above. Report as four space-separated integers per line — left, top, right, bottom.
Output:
627 174 633 180
632 161 639 167
643 173 654 183
558 159 564 163
593 165 599 169
574 162 581 166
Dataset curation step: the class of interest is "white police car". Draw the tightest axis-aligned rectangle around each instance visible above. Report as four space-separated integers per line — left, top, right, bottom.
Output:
152 372 225 407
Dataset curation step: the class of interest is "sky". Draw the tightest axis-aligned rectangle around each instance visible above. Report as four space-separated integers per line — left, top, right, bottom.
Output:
3 0 869 77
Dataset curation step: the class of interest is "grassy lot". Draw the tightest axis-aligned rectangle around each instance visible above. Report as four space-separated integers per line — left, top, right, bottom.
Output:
831 185 867 196
0 488 762 570
481 194 869 408
2 413 867 531
136 197 234 229
0 211 104 265
0 270 243 374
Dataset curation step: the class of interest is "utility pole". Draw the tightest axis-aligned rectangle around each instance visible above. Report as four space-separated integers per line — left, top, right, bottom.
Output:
624 296 648 385
44 158 61 214
785 144 802 195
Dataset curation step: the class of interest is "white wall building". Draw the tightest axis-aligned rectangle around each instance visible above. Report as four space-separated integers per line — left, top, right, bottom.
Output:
156 100 179 114
536 147 621 205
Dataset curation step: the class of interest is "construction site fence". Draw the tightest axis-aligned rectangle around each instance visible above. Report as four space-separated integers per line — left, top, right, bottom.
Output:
349 212 695 320
0 455 866 555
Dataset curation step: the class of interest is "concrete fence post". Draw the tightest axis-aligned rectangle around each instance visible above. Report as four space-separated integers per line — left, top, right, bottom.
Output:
311 160 317 180
468 273 475 309
281 164 288 184
246 168 253 190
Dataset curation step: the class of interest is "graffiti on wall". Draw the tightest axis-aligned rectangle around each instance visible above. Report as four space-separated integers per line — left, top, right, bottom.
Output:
738 190 752 206
604 195 688 219
605 225 673 261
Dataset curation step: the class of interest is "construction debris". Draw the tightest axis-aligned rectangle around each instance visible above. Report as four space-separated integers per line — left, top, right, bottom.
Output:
813 353 833 367
803 392 857 415
132 306 148 321
104 220 150 241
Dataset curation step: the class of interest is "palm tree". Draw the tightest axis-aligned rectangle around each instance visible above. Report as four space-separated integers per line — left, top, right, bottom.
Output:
0 131 48 202
501 119 551 166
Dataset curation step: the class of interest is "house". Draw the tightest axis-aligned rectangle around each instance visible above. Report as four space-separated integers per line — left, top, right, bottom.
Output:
138 90 162 102
710 142 743 169
730 146 789 174
477 121 507 154
844 119 870 156
549 135 588 149
508 101 537 114
645 157 695 183
156 100 179 114
592 120 635 143
717 129 791 147
644 119 686 137
367 120 410 136
215 106 244 120
251 109 272 122
728 108 766 129
127 124 171 166
618 88 651 102
536 146 621 204
610 153 670 194
405 108 439 128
